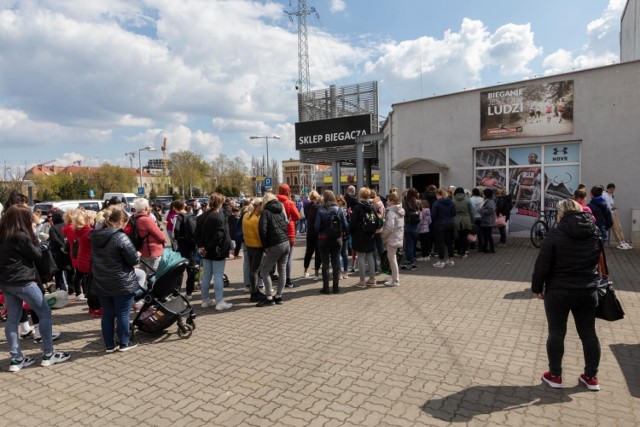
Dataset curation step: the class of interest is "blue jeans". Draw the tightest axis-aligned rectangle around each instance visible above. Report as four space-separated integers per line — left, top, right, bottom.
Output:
242 243 250 286
403 224 419 263
356 251 376 281
99 294 134 349
201 259 227 304
340 237 349 272
0 282 54 358
285 242 294 285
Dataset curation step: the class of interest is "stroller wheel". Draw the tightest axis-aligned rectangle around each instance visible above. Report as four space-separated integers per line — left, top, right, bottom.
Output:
186 316 196 330
178 324 193 339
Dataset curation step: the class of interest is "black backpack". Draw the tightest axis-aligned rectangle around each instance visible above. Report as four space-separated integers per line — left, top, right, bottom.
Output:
126 215 147 250
361 206 382 234
407 210 421 226
174 213 197 243
324 207 343 239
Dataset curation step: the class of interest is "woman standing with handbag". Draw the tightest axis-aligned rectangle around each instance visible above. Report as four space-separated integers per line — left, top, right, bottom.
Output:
532 199 602 391
0 205 71 371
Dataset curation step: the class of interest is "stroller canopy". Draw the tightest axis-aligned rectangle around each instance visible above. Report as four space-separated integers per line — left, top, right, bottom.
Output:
154 248 187 280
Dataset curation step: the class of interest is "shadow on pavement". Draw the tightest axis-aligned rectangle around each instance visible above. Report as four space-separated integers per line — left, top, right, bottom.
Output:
503 288 533 300
422 384 588 422
610 343 640 398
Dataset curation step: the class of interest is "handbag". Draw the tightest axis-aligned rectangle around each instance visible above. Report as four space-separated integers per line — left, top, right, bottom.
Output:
37 244 59 282
595 241 625 321
494 214 506 228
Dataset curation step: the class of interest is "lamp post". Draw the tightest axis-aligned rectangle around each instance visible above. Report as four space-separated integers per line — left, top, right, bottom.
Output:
138 145 155 193
250 135 280 178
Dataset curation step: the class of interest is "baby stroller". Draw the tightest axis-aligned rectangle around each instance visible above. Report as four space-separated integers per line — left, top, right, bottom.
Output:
131 250 196 339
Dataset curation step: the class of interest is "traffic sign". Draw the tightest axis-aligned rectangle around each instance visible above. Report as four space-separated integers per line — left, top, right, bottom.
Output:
89 189 95 199
137 187 145 195
265 177 272 187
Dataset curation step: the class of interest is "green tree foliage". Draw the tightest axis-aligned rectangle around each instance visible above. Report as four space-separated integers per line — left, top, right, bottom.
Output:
149 188 157 200
209 155 252 196
93 163 136 198
169 150 208 197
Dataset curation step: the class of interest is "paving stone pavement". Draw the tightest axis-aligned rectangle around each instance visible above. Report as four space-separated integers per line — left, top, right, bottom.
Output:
1 236 639 426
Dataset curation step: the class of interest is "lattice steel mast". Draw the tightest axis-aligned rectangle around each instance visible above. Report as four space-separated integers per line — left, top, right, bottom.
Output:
285 0 318 94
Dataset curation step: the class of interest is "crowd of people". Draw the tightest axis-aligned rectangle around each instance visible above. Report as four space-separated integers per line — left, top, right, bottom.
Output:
0 179 629 387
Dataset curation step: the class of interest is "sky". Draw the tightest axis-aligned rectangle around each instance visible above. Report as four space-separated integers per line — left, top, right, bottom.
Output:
0 0 628 179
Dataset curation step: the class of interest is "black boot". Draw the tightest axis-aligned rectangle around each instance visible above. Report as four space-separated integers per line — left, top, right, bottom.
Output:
333 285 340 294
319 285 330 294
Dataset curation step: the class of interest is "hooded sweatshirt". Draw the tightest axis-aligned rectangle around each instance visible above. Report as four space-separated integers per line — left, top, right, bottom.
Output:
382 204 406 248
90 227 140 296
259 199 289 248
531 212 600 293
277 184 300 245
431 197 456 226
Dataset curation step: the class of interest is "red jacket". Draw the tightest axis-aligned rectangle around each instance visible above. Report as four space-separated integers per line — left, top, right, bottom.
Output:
75 225 92 273
132 212 166 258
277 194 300 245
62 223 78 268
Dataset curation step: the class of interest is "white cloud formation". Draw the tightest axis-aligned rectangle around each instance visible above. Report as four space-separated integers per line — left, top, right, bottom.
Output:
329 0 346 13
543 0 624 75
363 18 541 100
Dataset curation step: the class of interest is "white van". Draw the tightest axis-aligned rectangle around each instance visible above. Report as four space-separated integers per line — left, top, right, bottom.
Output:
33 200 103 216
102 192 139 212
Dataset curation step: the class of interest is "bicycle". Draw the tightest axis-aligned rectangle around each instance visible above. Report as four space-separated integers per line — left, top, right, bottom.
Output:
530 209 558 248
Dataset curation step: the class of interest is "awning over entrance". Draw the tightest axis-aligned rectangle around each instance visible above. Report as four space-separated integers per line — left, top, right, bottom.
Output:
391 158 449 174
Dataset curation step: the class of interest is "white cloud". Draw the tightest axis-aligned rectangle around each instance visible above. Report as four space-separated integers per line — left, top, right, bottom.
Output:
329 0 346 13
543 0 624 75
363 18 541 99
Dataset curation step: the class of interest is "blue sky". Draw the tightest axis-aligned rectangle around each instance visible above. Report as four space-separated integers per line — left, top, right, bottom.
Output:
0 0 627 179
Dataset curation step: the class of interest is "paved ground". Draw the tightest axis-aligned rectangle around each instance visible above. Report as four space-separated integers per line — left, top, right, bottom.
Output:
1 236 639 426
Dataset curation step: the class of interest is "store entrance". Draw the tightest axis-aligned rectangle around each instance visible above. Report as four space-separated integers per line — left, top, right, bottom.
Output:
411 173 440 194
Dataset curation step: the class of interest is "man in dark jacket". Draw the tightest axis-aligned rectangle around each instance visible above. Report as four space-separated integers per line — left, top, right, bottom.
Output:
587 185 613 242
431 187 457 266
48 210 70 292
257 193 290 306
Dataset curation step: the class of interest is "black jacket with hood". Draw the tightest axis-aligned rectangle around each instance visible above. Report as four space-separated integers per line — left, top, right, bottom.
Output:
349 200 376 253
531 211 600 294
0 232 42 286
259 199 289 248
90 227 140 297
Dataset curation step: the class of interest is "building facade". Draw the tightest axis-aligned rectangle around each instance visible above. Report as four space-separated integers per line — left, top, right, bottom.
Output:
622 0 640 62
380 60 640 240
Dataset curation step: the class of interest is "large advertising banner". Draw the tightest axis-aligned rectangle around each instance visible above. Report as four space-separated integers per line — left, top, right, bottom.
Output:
295 114 372 150
509 147 543 216
480 80 574 140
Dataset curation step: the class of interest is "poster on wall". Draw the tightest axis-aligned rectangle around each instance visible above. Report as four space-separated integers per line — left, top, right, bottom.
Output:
480 80 574 140
544 165 580 211
475 149 506 168
509 147 543 217
476 169 506 190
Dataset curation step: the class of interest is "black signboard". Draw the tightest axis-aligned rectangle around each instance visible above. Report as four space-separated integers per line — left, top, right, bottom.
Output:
295 114 372 150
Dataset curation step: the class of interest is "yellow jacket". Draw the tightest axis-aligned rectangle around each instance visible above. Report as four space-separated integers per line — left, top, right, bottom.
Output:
242 212 262 248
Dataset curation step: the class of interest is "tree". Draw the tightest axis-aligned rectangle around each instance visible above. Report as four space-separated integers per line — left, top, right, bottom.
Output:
169 150 208 197
93 163 136 198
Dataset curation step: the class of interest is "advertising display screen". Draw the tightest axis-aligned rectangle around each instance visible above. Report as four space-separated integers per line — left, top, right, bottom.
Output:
295 114 372 150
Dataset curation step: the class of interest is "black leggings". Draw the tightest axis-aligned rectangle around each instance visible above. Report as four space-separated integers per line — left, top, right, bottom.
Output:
544 288 600 377
481 226 495 252
303 235 321 271
435 224 454 260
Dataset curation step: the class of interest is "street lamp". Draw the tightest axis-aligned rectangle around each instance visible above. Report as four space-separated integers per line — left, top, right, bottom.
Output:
250 135 280 177
138 145 155 193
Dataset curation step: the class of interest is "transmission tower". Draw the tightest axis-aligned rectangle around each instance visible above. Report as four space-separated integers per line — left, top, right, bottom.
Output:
285 0 318 94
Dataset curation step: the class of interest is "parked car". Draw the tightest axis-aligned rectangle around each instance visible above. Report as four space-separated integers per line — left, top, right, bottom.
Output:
150 196 174 213
32 200 103 216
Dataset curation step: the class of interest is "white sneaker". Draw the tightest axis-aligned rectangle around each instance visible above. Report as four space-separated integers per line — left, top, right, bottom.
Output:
624 242 634 249
617 243 628 250
341 273 348 279
75 294 87 301
215 301 233 311
201 299 212 308
445 259 455 267
304 272 310 278
384 280 399 287
313 275 321 281
185 294 193 301
433 261 445 268
34 331 61 344
41 351 71 367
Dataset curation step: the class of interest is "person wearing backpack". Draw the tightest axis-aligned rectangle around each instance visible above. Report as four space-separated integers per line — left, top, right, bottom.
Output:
195 193 232 311
315 190 349 294
172 200 198 299
348 187 378 288
127 198 166 275
381 193 405 287
242 198 265 303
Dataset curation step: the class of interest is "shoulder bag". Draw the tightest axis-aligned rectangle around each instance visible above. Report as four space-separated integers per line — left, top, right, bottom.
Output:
596 241 625 321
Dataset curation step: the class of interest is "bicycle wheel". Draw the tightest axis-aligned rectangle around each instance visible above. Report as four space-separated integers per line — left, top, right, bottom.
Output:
530 220 548 248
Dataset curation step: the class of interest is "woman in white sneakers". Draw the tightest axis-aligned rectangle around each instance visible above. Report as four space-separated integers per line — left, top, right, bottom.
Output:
0 205 70 371
381 193 405 286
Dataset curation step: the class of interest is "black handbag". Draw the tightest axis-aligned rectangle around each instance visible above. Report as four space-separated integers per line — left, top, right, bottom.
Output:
595 241 625 322
37 244 59 282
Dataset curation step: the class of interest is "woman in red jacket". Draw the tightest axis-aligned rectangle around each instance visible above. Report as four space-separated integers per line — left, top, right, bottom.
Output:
62 210 81 299
130 198 166 274
73 209 96 302
276 184 300 288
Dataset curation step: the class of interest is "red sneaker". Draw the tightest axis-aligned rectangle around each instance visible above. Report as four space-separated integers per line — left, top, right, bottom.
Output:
541 372 562 388
90 308 103 318
579 374 600 391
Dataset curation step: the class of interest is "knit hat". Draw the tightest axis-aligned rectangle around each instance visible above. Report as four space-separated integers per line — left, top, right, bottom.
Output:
483 188 494 198
454 187 465 196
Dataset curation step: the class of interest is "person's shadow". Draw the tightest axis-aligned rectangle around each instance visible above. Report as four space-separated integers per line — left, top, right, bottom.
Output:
422 384 588 422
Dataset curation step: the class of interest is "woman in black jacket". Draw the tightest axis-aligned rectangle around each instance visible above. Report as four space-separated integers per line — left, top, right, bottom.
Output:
302 191 322 279
315 190 349 294
91 208 142 352
0 205 70 371
257 192 290 306
349 187 377 288
532 199 602 391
